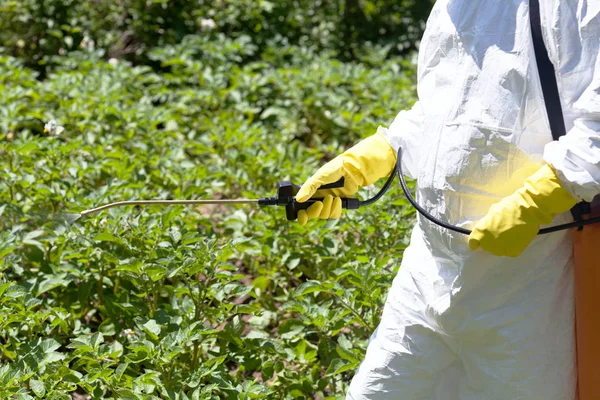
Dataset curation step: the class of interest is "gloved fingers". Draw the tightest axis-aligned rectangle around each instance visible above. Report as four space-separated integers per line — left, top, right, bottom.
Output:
296 180 318 203
329 197 342 219
469 220 538 257
468 228 484 251
296 161 344 203
298 199 343 226
468 237 481 251
306 201 323 219
319 195 334 219
297 210 308 226
297 167 363 202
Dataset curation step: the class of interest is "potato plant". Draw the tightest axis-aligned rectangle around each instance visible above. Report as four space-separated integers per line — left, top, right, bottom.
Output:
0 23 419 400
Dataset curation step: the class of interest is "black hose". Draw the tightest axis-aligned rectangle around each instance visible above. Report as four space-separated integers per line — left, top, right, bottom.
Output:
394 148 472 235
357 169 396 208
365 147 600 236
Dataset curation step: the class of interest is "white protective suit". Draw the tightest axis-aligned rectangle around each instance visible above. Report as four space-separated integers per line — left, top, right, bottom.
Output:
347 1 600 399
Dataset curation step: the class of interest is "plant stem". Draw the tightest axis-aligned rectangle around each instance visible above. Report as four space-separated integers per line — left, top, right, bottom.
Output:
191 342 200 371
152 286 158 317
97 264 104 306
113 276 120 295
337 298 370 329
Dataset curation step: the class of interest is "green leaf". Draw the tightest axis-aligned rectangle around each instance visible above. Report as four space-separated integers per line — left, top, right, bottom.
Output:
338 334 353 351
325 358 354 376
18 141 39 155
295 280 324 296
0 246 17 260
36 273 69 295
114 363 129 381
29 379 45 397
0 282 12 298
93 386 105 398
99 319 117 336
282 252 302 270
24 230 44 241
169 229 181 243
93 232 124 244
90 332 104 350
63 371 83 384
142 320 161 339
356 255 370 263
336 344 360 364
41 339 61 354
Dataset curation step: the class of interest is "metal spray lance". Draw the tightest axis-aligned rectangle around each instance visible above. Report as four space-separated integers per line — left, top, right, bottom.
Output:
71 148 600 233
73 178 377 221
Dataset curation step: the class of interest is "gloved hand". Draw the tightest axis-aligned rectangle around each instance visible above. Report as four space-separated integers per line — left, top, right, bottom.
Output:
468 164 577 257
295 132 396 226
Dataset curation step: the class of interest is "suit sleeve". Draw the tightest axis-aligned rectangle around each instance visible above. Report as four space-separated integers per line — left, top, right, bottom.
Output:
378 101 425 180
543 10 600 202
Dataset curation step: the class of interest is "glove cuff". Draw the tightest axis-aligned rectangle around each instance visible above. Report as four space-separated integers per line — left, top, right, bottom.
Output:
342 132 397 187
523 164 578 217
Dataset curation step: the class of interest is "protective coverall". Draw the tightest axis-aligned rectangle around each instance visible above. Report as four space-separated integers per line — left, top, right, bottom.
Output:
343 1 600 398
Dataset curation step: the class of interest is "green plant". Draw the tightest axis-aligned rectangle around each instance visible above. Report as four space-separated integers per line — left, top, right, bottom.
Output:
0 3 421 396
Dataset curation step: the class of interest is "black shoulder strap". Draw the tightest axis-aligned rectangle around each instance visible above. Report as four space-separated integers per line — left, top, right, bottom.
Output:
529 0 567 141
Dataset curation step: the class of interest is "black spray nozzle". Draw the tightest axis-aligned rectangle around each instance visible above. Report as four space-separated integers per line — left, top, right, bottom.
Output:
259 177 362 221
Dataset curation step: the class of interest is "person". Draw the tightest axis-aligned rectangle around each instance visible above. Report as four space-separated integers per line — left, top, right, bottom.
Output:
296 1 600 399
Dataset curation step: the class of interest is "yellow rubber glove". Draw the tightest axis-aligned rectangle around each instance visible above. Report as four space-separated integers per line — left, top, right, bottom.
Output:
295 132 396 226
468 164 577 257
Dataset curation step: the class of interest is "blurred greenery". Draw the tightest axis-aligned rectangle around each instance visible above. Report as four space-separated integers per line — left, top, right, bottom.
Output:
0 0 433 73
0 1 427 398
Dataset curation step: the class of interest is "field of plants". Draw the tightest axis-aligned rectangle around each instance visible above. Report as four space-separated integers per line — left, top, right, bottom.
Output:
0 1 430 398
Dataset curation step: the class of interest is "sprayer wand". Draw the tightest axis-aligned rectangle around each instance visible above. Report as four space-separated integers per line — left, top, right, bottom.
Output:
77 177 385 221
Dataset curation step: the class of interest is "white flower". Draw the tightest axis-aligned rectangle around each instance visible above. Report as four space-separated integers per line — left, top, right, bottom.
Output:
200 18 217 31
123 329 136 336
108 58 119 66
80 36 95 50
44 120 65 136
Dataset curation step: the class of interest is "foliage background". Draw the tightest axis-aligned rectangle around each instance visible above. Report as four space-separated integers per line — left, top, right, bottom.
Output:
0 1 431 398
